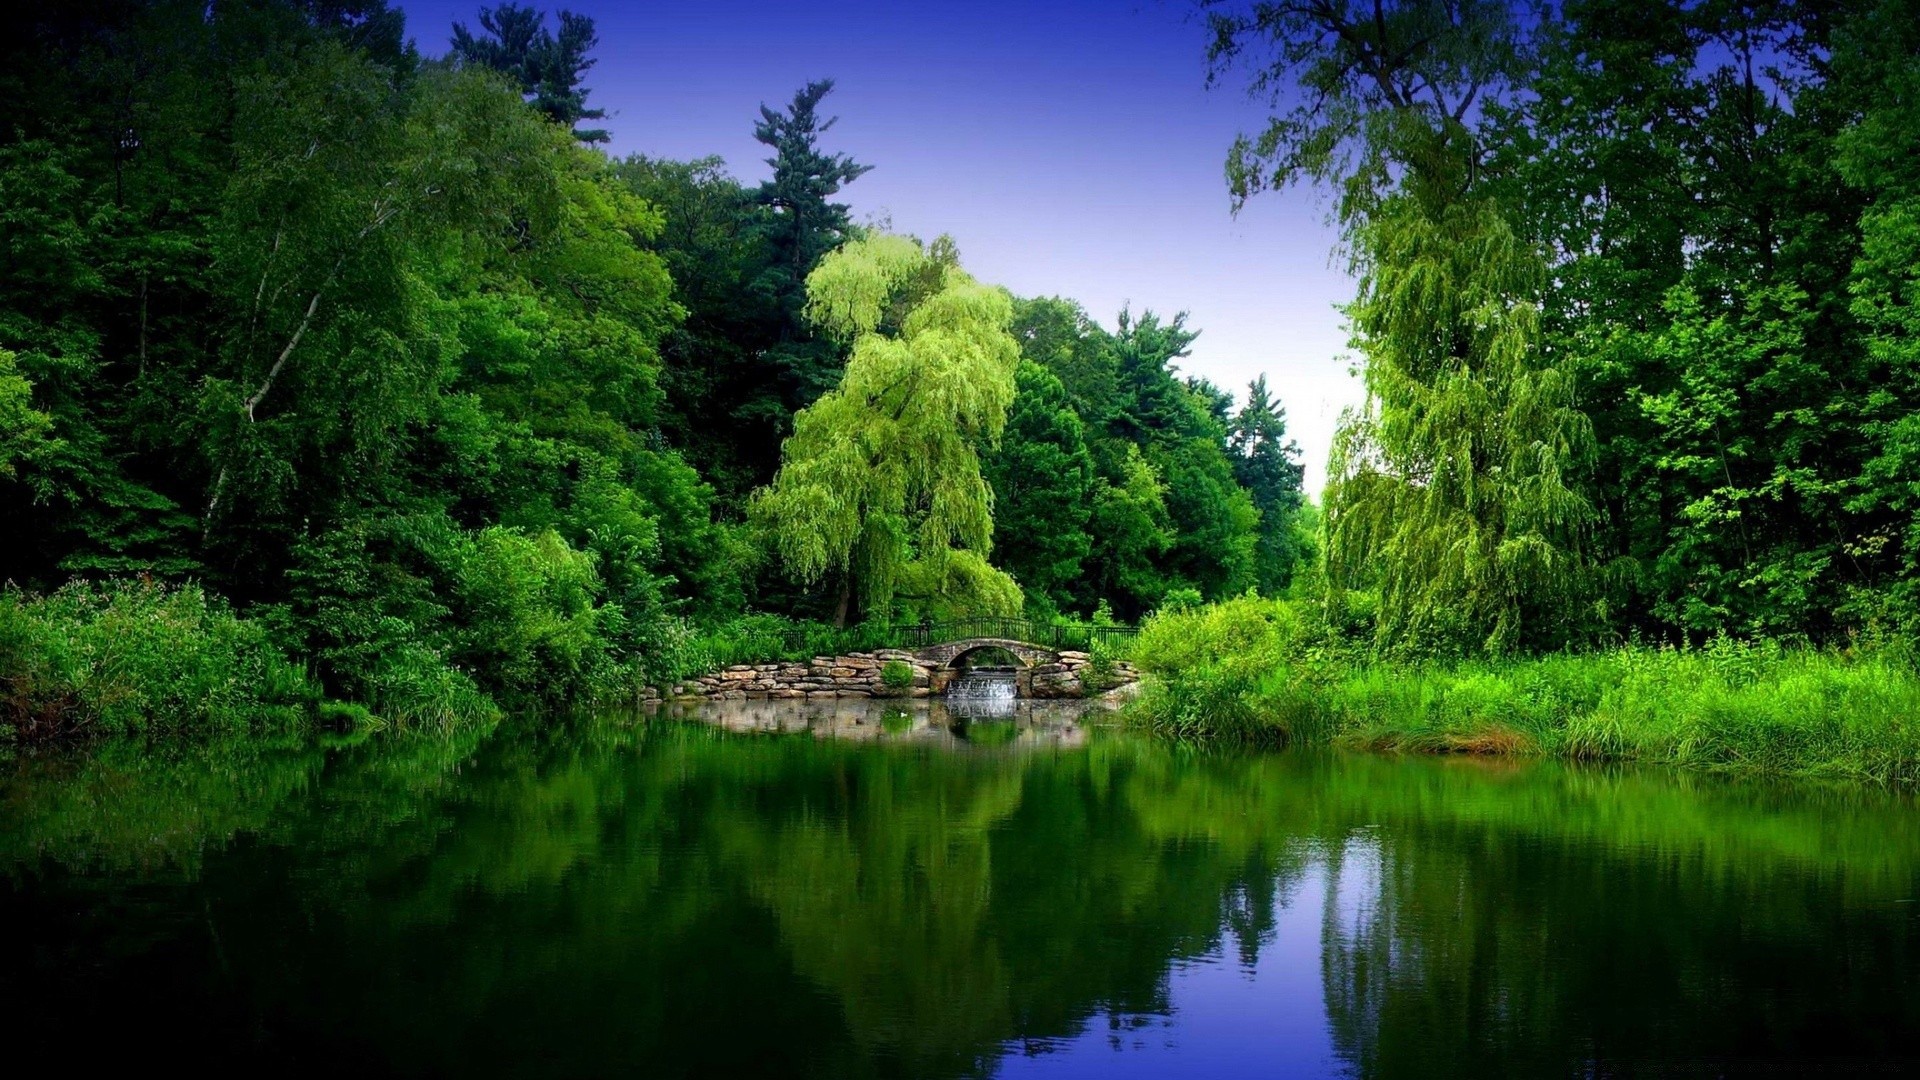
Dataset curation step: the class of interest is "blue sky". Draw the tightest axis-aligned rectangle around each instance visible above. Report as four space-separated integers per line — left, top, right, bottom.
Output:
400 0 1360 493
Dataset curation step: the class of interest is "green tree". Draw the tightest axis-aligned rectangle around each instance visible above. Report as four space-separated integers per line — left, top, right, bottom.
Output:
1210 0 1597 655
615 155 785 505
1085 444 1175 619
755 79 874 411
984 361 1096 616
0 350 53 479
451 3 609 142
752 234 1023 624
1230 375 1307 592
1832 0 1920 632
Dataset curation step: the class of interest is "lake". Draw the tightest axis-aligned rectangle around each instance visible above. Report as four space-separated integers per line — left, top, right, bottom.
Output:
3 699 1918 1077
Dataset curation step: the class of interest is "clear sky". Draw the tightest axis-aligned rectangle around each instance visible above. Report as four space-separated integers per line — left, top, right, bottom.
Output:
399 0 1362 494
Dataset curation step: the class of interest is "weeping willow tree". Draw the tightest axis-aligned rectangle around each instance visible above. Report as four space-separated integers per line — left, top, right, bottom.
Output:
1208 0 1596 654
752 234 1023 624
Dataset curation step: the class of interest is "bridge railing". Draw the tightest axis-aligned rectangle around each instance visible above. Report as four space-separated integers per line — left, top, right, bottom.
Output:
889 617 1139 653
775 616 1140 656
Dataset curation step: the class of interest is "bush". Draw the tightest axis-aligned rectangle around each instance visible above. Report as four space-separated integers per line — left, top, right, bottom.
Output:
881 659 915 689
0 580 317 741
879 657 917 687
1081 644 1120 693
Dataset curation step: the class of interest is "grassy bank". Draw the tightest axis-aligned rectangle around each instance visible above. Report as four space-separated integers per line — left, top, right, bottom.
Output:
1126 596 1920 786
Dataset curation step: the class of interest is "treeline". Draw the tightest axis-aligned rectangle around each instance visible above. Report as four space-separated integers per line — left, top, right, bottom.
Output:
0 0 1305 729
1210 0 1920 656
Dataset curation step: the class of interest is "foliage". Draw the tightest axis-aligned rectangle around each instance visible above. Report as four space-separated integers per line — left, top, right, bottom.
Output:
754 78 875 415
0 581 315 741
982 361 1095 613
0 348 53 478
1213 0 1594 656
644 614 894 686
452 3 609 142
881 659 916 689
752 233 1024 623
1229 375 1307 593
1127 595 1920 786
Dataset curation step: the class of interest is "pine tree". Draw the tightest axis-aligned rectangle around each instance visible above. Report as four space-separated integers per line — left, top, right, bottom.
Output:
754 79 874 410
452 4 608 143
1230 376 1307 593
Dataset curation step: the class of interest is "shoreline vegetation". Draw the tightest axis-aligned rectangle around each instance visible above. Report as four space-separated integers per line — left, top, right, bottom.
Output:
1122 595 1920 787
6 1 1920 798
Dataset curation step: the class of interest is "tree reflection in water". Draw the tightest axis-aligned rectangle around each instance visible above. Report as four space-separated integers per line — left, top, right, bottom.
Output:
2 704 1917 1077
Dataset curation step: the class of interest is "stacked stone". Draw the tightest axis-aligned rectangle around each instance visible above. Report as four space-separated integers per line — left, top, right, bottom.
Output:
665 647 1140 702
667 650 935 701
1027 651 1142 699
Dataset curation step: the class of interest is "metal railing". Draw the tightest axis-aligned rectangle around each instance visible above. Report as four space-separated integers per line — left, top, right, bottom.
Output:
778 616 1139 656
889 617 1138 653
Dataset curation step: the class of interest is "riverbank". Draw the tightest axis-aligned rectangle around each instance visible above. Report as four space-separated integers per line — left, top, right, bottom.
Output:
1124 596 1920 786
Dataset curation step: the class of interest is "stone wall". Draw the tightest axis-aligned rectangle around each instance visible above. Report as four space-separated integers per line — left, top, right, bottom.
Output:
652 648 1138 703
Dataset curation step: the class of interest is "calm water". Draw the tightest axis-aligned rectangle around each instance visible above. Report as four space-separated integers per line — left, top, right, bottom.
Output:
4 700 1919 1078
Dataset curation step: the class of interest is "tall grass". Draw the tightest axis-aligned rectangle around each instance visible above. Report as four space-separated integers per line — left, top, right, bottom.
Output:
1126 596 1920 785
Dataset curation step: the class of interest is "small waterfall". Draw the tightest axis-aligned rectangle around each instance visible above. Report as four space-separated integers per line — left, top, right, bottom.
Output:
945 666 1018 718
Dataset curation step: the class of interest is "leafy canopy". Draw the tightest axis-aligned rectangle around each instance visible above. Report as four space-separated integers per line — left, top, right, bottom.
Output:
753 234 1023 621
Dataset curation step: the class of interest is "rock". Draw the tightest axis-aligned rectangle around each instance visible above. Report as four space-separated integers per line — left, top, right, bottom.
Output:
838 689 871 698
771 689 806 699
809 665 835 678
720 669 756 682
778 666 809 680
910 687 931 698
1028 663 1065 676
1058 651 1091 661
828 666 856 678
806 690 839 699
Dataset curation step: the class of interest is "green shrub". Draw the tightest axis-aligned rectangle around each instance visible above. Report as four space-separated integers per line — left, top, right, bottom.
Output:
648 615 894 685
1081 645 1120 693
881 659 915 689
0 580 317 741
1156 587 1204 614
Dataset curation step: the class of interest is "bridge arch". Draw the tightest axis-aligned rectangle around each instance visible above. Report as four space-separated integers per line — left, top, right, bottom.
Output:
913 637 1060 670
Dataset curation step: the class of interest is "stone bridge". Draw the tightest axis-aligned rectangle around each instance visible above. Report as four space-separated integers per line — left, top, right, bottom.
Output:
666 637 1138 703
913 638 1137 698
913 637 1060 669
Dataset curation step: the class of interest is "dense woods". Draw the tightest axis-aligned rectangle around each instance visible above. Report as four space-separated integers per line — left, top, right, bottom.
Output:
0 1 1302 732
1127 0 1920 777
6 0 1920 756
1209 0 1920 654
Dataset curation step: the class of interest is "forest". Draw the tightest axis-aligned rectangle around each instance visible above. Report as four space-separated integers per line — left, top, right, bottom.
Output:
3 0 1920 783
0 0 1306 735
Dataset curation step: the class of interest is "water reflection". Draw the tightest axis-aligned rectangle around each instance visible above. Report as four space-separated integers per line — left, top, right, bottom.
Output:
2 703 1917 1077
656 694 1086 745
